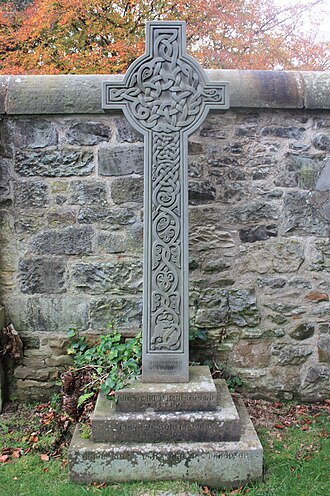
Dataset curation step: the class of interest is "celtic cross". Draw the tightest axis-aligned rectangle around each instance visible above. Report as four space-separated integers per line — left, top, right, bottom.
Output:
103 21 229 382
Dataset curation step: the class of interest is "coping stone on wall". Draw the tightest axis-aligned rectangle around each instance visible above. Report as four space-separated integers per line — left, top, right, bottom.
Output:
0 71 329 115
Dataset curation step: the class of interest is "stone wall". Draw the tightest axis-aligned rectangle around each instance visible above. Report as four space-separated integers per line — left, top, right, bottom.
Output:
0 71 329 401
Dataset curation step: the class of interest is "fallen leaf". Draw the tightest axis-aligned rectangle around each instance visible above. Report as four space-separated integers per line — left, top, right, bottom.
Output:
301 425 309 431
43 467 49 473
0 455 9 463
13 476 18 481
12 449 21 459
40 454 50 462
274 423 285 429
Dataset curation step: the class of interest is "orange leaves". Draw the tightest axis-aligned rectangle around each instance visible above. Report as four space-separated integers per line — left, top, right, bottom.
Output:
0 0 329 74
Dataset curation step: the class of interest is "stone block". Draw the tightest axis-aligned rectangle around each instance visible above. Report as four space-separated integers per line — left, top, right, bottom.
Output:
31 226 93 255
64 121 111 145
316 161 330 191
14 180 48 208
229 289 260 327
15 148 94 177
115 367 217 413
312 133 330 151
98 144 143 176
47 209 77 228
239 225 278 243
227 201 279 224
283 190 328 236
0 157 13 203
77 206 137 227
300 364 330 401
261 126 305 140
289 322 315 340
90 296 142 333
272 344 313 365
92 391 240 443
96 225 143 255
14 366 49 381
69 180 107 205
318 336 330 363
69 398 263 488
188 180 216 204
70 261 143 294
4 295 89 333
111 177 143 204
7 119 58 148
114 117 143 143
19 257 66 294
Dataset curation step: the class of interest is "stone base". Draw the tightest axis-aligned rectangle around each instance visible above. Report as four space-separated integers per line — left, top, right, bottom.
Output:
92 379 241 443
69 398 263 488
115 366 217 412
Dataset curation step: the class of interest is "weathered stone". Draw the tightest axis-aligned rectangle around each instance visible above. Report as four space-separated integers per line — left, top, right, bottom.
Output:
19 257 66 294
189 223 235 252
256 277 286 289
275 153 324 189
92 382 240 443
288 277 312 289
90 296 142 334
272 344 313 365
77 206 137 227
261 126 305 140
111 177 143 204
289 322 315 341
199 116 230 138
227 201 279 224
14 366 49 381
15 148 94 176
229 290 260 327
188 140 203 154
8 119 58 148
300 365 330 401
283 190 328 235
317 336 330 363
230 341 271 369
64 121 111 145
188 180 216 204
70 261 143 294
239 225 277 243
15 211 46 235
69 398 263 487
203 258 231 273
115 367 217 413
47 209 77 228
0 158 12 202
114 117 143 143
316 161 330 191
69 180 107 205
4 295 89 333
98 145 143 176
319 199 330 221
97 225 143 254
14 180 48 208
31 226 93 255
312 133 330 151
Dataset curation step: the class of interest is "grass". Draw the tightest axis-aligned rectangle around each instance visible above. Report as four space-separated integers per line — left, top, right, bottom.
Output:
0 400 329 496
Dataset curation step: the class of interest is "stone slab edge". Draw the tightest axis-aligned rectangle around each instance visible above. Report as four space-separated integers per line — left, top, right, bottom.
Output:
69 398 263 488
115 365 217 412
1 71 329 115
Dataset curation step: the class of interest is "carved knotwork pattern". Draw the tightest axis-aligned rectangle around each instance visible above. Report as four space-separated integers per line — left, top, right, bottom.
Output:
150 132 181 351
105 25 226 355
109 28 223 133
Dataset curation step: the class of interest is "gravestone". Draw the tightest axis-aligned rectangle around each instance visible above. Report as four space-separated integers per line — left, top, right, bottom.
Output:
69 21 263 488
103 21 228 383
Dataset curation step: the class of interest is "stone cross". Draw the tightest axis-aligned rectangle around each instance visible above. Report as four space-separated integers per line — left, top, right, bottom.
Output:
103 21 229 383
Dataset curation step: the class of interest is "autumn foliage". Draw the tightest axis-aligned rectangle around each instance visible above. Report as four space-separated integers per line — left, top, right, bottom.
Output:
0 0 329 74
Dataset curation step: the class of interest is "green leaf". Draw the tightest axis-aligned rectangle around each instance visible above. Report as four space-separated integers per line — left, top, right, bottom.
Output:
77 392 94 408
